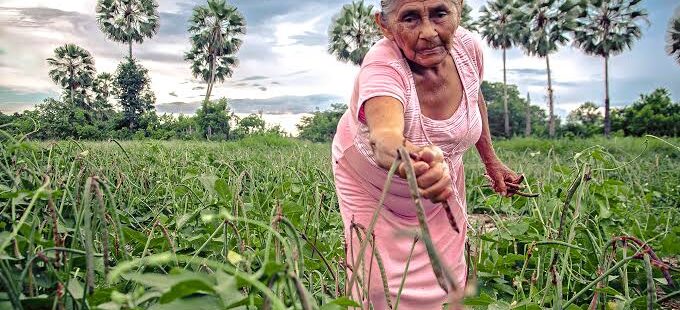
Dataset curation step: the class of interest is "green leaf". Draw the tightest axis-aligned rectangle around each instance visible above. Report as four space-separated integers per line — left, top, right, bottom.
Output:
199 174 218 196
159 279 216 304
150 295 223 310
320 297 361 310
463 293 495 306
594 286 620 295
213 271 243 308
214 178 232 201
67 278 84 300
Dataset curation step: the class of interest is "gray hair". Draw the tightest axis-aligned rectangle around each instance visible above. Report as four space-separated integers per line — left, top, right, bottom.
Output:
380 0 463 17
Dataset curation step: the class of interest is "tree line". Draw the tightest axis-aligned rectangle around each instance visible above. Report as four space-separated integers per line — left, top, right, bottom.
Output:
296 84 679 142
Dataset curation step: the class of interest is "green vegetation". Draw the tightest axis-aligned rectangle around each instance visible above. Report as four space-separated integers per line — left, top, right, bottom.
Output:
1 124 678 309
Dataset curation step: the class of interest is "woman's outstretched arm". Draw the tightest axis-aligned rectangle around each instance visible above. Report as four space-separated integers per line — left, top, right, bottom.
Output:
364 97 453 203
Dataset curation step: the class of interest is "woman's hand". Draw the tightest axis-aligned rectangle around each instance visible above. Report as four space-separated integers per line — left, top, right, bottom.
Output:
484 161 523 197
400 146 453 203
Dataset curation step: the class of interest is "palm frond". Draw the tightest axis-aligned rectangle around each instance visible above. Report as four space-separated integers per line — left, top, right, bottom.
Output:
667 6 680 65
327 0 381 66
185 0 245 84
573 0 648 57
96 0 160 44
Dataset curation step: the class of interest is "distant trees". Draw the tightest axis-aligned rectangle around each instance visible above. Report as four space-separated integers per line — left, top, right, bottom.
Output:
612 88 680 137
328 0 381 66
564 102 603 138
481 81 549 138
96 0 160 58
196 98 233 140
573 0 648 137
297 104 347 142
115 57 156 129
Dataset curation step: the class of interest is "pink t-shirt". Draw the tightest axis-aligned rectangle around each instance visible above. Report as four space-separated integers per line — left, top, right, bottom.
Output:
332 27 484 168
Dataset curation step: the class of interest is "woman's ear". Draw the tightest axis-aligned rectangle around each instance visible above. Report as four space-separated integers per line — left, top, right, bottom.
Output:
375 12 394 41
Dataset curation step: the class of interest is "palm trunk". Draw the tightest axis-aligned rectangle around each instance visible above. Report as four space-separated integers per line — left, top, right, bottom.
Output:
503 48 510 137
127 1 133 59
604 55 611 138
546 55 555 138
204 55 216 103
69 68 75 106
525 92 532 137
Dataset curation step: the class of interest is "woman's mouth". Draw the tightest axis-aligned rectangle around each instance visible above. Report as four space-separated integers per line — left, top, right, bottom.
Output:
419 46 444 56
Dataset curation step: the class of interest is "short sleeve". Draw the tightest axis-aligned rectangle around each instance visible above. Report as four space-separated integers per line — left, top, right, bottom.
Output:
355 62 408 123
472 38 484 81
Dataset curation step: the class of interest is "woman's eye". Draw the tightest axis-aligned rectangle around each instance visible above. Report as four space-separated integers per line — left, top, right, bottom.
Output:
435 11 448 19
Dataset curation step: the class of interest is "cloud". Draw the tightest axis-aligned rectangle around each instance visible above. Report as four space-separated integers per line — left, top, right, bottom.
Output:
239 75 269 81
507 68 546 76
258 86 267 92
169 91 178 97
289 31 327 47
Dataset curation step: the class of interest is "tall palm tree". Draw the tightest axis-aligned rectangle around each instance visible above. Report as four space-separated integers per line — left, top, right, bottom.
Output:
185 0 246 103
47 44 96 108
667 7 680 66
479 0 521 137
573 0 648 137
96 0 160 59
328 0 381 66
515 0 580 137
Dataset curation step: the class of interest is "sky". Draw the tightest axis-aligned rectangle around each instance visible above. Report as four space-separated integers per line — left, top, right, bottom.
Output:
0 0 679 134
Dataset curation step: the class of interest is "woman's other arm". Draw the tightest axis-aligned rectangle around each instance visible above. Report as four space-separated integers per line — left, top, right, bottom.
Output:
475 92 522 196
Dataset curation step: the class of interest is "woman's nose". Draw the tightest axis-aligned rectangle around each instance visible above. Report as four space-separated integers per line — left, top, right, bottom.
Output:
420 19 438 41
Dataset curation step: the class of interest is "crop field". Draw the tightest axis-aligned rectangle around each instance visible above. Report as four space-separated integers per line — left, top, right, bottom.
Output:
0 133 679 309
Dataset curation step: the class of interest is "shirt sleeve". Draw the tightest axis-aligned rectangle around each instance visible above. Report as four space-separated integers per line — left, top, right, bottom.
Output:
355 62 408 124
472 38 484 81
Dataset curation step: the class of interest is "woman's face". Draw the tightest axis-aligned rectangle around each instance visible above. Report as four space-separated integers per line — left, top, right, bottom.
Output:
378 0 460 68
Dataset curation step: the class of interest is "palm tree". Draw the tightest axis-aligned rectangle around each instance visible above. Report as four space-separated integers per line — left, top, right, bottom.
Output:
460 3 477 32
515 0 580 137
573 0 648 137
47 44 96 108
479 0 521 137
667 6 680 66
96 0 160 59
93 72 115 109
328 0 381 66
185 0 246 103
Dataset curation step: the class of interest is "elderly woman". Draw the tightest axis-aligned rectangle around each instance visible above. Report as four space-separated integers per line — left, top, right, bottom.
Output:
331 0 523 308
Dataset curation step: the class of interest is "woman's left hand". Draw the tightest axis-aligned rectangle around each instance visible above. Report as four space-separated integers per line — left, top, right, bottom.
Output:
484 161 523 197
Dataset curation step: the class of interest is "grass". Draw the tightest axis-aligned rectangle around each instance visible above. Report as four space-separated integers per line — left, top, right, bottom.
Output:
0 133 678 309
